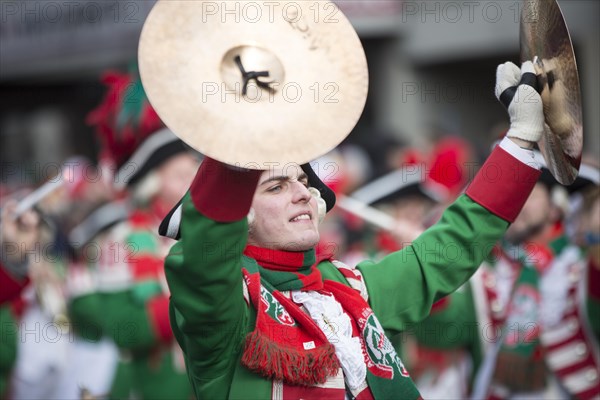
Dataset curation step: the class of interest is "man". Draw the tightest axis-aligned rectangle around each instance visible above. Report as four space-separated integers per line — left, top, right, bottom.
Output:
67 130 199 400
413 157 599 399
67 70 198 399
471 164 600 399
164 61 544 398
408 181 557 399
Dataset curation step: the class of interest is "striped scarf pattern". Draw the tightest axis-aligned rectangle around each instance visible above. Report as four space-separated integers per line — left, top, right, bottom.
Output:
240 246 422 399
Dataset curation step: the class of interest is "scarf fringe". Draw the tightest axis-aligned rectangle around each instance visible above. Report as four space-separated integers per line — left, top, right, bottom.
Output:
241 329 340 386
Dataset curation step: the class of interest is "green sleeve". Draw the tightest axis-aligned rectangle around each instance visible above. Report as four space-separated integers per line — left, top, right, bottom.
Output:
69 291 157 350
410 285 478 349
165 192 249 397
101 291 157 349
68 222 165 349
68 293 104 342
358 194 508 334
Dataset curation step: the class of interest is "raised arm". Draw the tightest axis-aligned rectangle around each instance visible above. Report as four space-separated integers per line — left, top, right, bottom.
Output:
359 61 547 333
359 138 541 334
164 158 260 390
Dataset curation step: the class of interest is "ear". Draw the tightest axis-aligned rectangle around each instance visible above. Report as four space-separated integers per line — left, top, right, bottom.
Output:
247 207 255 225
301 163 336 212
308 188 326 223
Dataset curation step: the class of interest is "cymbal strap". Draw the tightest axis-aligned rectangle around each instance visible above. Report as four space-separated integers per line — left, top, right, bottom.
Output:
500 72 541 109
234 55 273 96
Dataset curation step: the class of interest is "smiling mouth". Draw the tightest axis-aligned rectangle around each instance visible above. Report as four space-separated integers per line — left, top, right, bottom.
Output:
290 213 311 222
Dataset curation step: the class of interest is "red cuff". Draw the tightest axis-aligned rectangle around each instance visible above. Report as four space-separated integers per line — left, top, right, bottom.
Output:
190 157 262 222
465 146 541 222
147 295 173 344
0 266 29 304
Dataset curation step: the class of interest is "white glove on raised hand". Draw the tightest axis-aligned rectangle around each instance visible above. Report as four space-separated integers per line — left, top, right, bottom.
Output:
495 61 544 143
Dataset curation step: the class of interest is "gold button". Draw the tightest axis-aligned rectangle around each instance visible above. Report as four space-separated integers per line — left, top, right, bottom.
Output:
565 298 574 310
586 369 598 382
568 320 579 332
491 300 502 313
575 343 587 356
569 268 581 283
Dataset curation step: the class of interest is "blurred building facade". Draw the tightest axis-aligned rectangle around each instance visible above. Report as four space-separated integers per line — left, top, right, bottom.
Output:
1 0 598 188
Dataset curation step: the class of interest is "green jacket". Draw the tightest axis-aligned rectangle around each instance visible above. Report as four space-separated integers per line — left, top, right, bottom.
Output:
166 145 540 399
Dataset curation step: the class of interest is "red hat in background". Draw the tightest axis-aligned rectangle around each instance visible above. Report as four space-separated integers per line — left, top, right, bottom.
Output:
350 146 427 206
87 67 194 193
86 68 164 169
350 137 472 206
421 136 473 203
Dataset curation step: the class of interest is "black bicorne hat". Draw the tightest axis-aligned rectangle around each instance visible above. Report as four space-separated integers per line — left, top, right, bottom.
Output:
114 128 190 190
349 165 434 206
69 201 130 250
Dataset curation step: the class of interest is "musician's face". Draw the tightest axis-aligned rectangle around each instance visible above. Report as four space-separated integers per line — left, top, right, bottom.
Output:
157 152 200 207
248 164 320 251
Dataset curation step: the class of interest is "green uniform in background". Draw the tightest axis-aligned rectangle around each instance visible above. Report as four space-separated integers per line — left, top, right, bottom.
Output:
69 210 192 400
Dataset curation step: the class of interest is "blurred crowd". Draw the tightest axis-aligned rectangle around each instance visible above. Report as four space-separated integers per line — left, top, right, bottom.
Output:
1 68 599 400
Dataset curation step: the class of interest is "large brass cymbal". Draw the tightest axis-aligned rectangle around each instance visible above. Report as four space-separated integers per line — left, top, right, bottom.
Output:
520 0 583 185
138 1 368 169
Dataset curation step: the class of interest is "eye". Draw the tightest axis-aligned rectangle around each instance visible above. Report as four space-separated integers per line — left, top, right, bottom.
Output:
267 184 282 193
300 179 309 188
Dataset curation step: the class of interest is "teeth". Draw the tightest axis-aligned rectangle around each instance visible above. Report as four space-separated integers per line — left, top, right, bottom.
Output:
291 214 310 222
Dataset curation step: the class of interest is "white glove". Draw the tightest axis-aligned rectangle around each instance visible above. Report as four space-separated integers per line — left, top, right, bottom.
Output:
495 61 544 143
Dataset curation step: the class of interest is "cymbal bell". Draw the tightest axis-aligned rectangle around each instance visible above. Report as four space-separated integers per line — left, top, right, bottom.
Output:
520 0 583 185
138 1 368 169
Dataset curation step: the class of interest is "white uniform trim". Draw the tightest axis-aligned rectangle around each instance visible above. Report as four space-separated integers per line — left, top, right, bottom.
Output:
331 260 369 302
115 128 178 190
292 290 367 391
546 341 589 370
272 380 283 400
563 367 599 393
350 166 425 205
578 163 600 185
498 137 542 170
541 317 579 346
166 204 183 240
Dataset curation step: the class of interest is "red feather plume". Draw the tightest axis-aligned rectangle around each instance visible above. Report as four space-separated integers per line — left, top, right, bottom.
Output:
87 70 163 168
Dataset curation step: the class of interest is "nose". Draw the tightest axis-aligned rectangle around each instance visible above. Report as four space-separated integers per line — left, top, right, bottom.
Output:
291 181 311 204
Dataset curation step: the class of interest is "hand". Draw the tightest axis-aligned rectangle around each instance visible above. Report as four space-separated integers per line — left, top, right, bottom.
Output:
1 200 41 267
495 61 544 143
